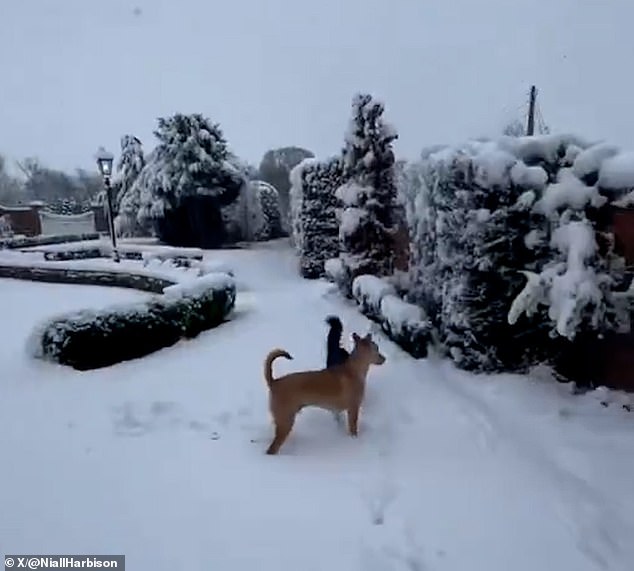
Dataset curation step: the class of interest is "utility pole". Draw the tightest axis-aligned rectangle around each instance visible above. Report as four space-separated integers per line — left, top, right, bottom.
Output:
526 85 537 136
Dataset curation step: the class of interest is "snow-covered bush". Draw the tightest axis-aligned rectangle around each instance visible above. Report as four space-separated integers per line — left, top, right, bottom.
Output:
324 257 346 290
137 114 245 248
407 134 630 373
259 146 314 232
251 181 283 241
299 157 344 278
336 93 399 295
379 294 431 358
288 158 316 250
113 135 149 238
352 274 396 321
30 272 236 370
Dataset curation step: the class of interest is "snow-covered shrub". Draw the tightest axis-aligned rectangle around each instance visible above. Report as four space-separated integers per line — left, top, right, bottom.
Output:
352 274 396 321
407 134 629 373
379 294 431 358
113 135 149 238
258 146 315 232
509 142 634 344
137 114 245 248
336 93 399 295
31 272 236 370
299 157 344 278
288 157 316 250
324 257 346 291
252 181 283 241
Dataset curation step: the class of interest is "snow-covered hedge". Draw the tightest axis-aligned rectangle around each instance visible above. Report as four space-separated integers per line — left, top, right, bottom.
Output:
352 275 396 320
0 233 100 250
30 272 236 370
350 274 430 358
379 294 431 358
405 134 632 374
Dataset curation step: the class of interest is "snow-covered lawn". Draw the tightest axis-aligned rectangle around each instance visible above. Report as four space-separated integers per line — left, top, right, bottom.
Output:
1 240 633 571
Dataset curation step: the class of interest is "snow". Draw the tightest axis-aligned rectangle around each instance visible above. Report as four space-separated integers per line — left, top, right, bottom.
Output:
572 143 620 179
510 162 548 190
0 248 226 285
324 257 345 280
339 207 365 238
336 181 367 207
534 169 607 217
471 147 516 187
514 190 537 210
379 294 427 335
1 240 634 571
598 152 634 189
352 274 396 310
162 271 235 299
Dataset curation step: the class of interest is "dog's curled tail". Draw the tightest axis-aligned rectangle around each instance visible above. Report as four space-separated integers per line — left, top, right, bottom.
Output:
264 348 293 388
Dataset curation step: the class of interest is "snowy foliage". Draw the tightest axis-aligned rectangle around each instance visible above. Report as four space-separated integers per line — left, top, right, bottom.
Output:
137 114 242 224
293 157 344 278
31 272 236 370
113 135 148 238
405 135 630 372
352 274 396 320
379 294 431 358
288 158 316 250
337 93 399 293
135 114 245 247
259 146 314 232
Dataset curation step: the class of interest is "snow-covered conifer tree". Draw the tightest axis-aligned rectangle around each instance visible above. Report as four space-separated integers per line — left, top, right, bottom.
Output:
336 93 398 295
299 157 344 278
137 114 244 247
113 135 147 237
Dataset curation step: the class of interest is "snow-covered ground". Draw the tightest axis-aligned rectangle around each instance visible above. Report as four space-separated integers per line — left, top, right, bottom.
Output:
1 240 633 571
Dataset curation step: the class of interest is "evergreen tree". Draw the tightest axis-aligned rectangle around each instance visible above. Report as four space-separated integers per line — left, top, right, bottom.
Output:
336 93 398 295
137 114 244 247
299 157 344 278
113 135 147 237
259 146 314 231
253 182 283 241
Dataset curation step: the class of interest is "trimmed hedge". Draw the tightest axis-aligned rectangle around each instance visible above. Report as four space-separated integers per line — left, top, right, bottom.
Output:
0 265 174 293
30 272 236 370
351 274 431 359
352 275 396 321
379 294 431 359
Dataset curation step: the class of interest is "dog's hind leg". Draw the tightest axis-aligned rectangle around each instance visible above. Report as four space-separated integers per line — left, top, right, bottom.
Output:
347 405 360 438
266 413 296 455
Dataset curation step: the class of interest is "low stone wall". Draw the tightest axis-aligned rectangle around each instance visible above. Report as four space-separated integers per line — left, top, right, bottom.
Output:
0 265 174 293
0 233 100 250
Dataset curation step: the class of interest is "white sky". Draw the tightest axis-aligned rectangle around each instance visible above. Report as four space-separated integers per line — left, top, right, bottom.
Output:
1 0 633 172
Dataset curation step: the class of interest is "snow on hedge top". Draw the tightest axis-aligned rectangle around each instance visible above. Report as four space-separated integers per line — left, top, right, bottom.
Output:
162 271 235 299
598 152 634 190
0 249 226 284
533 168 606 217
499 133 591 164
380 294 429 335
572 143 620 179
352 274 396 307
510 163 548 190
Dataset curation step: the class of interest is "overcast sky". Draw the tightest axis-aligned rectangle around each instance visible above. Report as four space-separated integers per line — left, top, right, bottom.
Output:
1 0 633 173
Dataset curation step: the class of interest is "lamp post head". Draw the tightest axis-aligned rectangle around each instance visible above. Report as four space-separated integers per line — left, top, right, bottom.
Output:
95 146 114 179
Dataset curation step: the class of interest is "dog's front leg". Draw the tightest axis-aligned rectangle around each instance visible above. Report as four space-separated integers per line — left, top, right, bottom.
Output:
347 405 360 437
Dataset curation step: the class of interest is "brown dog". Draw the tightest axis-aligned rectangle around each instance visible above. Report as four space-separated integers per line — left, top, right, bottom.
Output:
262 332 386 455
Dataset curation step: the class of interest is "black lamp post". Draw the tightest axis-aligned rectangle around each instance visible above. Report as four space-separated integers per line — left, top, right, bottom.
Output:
95 146 120 262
